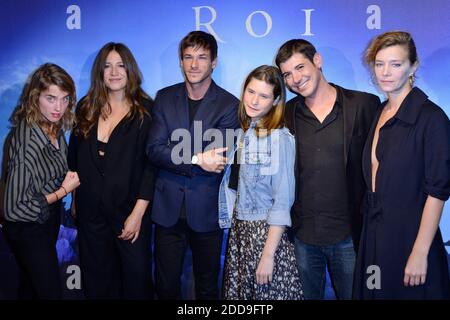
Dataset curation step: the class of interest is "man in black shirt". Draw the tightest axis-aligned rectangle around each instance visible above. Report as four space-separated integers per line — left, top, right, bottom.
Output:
275 39 380 299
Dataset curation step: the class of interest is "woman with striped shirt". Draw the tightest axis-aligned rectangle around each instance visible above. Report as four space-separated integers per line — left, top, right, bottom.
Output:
3 63 80 299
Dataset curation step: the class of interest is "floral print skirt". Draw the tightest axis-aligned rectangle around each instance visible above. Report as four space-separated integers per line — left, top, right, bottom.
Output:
223 217 304 300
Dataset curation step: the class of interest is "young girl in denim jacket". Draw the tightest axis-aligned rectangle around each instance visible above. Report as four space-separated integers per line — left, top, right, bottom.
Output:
219 65 303 300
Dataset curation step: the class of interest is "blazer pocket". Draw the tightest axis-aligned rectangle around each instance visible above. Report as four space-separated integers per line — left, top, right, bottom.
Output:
156 179 165 192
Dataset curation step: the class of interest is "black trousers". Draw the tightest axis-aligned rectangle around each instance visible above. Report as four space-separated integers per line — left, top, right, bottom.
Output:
3 204 62 300
77 209 153 300
154 217 223 300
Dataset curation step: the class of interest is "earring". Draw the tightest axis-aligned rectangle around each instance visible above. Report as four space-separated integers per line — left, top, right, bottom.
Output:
409 73 415 87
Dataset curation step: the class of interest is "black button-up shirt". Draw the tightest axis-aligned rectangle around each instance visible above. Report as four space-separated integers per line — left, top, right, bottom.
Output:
294 95 350 245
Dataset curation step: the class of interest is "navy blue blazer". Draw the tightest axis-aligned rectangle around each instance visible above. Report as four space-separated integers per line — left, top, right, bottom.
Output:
147 80 239 232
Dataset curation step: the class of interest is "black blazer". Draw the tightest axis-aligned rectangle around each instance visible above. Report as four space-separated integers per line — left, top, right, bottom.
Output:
285 84 380 249
147 81 239 232
68 99 156 233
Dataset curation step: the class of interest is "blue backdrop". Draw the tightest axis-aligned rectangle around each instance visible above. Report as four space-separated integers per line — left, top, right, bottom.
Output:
0 0 449 268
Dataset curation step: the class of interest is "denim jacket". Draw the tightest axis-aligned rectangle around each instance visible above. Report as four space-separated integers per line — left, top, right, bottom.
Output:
218 125 296 228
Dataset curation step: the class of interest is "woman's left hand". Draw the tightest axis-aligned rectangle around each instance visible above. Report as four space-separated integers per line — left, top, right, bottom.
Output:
256 254 274 285
404 250 428 287
118 210 143 243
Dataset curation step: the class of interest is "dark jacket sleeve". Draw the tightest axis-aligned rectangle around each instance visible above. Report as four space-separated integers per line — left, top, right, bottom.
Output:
147 90 194 176
68 97 86 172
192 96 239 177
423 106 450 201
137 101 157 202
367 93 381 119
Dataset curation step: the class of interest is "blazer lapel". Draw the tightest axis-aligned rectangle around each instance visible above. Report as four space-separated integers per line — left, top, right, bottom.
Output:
176 85 190 130
338 85 357 168
343 103 356 167
189 80 218 132
362 109 381 189
89 122 103 174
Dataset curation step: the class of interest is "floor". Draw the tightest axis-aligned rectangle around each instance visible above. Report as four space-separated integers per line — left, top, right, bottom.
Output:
3 209 447 300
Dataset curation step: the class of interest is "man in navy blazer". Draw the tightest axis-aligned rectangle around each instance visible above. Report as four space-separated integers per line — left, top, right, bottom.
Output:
147 31 239 300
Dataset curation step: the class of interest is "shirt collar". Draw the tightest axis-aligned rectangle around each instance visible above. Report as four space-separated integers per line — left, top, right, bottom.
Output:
249 120 259 129
296 84 342 122
330 83 344 108
296 82 343 110
30 124 63 150
392 87 428 125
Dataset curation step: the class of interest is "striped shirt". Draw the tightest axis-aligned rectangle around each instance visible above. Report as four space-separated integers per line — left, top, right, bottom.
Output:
4 119 68 223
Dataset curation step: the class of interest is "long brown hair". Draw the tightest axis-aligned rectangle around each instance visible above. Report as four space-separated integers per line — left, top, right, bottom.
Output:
76 42 151 138
239 65 286 137
11 63 76 136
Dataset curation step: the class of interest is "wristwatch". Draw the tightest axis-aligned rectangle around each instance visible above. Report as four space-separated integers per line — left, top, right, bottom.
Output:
191 154 199 165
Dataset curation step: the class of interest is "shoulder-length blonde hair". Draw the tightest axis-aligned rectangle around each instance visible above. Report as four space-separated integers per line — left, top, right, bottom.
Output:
239 65 286 137
11 63 76 136
76 42 151 138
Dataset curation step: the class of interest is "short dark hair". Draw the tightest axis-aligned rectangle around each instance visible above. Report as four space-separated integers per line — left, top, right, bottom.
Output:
275 39 317 68
179 31 218 61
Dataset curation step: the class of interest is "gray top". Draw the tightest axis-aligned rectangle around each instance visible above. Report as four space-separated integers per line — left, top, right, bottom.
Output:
4 119 67 223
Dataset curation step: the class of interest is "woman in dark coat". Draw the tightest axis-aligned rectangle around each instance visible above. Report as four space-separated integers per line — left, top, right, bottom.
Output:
68 43 155 299
354 31 450 299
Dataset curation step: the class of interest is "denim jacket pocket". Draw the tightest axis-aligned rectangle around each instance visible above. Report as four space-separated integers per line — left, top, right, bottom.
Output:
242 152 271 183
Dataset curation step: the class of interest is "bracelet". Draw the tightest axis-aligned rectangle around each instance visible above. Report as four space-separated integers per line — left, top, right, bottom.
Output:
61 186 68 196
54 192 59 201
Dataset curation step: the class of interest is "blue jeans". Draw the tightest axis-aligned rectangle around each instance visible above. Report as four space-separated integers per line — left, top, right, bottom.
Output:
294 236 356 300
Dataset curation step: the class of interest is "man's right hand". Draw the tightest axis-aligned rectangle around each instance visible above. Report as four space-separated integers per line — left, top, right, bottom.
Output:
196 147 228 173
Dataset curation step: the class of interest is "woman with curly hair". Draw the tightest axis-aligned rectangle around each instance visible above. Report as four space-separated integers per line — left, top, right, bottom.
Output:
3 63 80 299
